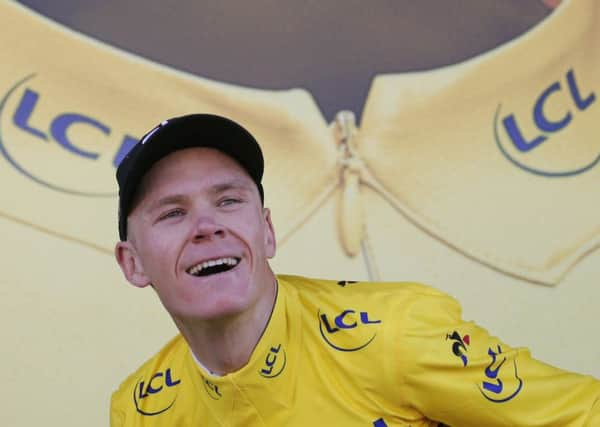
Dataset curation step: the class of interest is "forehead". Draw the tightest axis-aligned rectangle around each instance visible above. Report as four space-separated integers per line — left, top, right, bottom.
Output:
135 147 253 203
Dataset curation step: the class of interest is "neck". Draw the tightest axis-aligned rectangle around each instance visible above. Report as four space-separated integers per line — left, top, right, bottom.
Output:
176 273 278 376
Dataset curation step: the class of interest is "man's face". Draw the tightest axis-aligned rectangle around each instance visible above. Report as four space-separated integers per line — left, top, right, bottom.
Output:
116 147 276 323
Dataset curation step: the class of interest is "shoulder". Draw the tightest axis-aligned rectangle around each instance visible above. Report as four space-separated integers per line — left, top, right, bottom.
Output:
278 274 464 346
110 335 188 422
277 273 459 313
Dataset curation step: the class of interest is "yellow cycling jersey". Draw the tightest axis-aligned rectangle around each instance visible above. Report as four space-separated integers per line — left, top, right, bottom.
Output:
110 275 600 426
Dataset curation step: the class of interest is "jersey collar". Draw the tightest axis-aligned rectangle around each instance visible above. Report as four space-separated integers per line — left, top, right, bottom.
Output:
186 276 302 425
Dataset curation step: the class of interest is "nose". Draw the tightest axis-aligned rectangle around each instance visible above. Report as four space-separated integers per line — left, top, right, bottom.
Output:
191 216 226 242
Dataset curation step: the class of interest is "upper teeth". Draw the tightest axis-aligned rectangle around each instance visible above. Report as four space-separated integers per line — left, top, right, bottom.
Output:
187 257 239 275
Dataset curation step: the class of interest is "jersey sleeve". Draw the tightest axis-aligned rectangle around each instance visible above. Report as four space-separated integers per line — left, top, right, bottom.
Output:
392 290 600 426
110 390 127 427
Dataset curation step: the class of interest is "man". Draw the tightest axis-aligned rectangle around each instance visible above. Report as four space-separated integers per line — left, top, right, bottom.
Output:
111 114 600 426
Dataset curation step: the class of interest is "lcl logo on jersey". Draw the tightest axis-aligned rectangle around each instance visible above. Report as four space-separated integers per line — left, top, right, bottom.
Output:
259 344 286 378
318 309 381 352
133 368 181 416
0 74 137 196
494 68 598 177
201 376 222 400
478 345 523 403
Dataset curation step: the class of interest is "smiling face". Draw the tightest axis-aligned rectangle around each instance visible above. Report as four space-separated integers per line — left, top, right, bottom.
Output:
115 147 276 324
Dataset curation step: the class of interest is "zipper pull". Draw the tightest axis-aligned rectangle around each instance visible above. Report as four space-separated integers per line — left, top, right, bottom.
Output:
334 110 364 258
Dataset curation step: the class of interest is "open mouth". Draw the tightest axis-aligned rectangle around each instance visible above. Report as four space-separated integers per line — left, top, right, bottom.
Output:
186 257 240 277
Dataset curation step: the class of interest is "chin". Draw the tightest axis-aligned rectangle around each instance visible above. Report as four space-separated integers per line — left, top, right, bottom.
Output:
179 295 252 322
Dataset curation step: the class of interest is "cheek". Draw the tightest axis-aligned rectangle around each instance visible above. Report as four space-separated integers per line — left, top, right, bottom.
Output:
137 235 177 276
252 225 274 257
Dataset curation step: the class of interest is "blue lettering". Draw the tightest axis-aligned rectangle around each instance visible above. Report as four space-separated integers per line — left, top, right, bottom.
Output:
502 68 597 153
483 378 504 394
113 134 138 167
567 68 596 110
320 314 339 333
335 310 357 329
50 113 109 159
485 346 506 379
322 310 382 332
373 418 388 427
483 346 506 394
204 379 221 397
502 114 547 152
12 88 47 140
261 366 273 375
164 368 180 387
360 312 381 324
147 372 163 394
138 381 149 399
261 345 282 375
137 370 180 399
533 81 572 133
478 346 523 402
266 353 277 366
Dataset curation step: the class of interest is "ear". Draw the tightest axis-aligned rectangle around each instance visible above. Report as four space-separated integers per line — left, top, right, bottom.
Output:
115 241 152 288
263 208 277 259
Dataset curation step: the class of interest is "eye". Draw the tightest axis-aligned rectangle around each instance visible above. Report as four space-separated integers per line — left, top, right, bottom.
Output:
218 197 242 207
158 208 185 221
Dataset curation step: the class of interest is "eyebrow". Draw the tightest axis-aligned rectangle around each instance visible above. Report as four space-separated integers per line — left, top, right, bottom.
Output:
144 194 187 215
210 179 254 195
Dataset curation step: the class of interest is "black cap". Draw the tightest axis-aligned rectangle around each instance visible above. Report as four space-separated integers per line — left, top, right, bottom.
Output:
117 113 264 241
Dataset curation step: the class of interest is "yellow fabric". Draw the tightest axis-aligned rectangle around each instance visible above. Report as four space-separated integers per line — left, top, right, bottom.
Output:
110 276 600 426
0 1 335 253
358 0 600 284
1 0 598 285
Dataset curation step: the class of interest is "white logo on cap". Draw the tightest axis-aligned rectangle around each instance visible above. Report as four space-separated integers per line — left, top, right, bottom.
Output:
141 125 162 145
